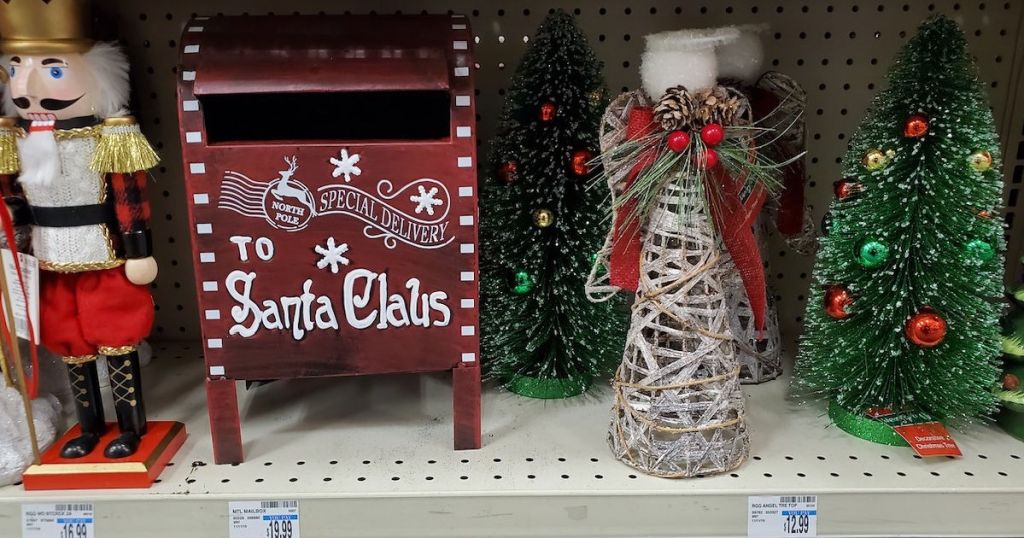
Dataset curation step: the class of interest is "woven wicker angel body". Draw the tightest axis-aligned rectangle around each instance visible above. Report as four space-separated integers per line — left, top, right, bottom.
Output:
0 0 159 459
586 27 803 477
715 25 810 384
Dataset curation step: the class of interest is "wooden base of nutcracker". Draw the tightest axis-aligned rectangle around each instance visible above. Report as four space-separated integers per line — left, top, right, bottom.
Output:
21 421 186 490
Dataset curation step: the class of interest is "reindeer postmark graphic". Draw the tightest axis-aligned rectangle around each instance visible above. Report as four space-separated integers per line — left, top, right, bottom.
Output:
219 153 454 249
264 156 316 231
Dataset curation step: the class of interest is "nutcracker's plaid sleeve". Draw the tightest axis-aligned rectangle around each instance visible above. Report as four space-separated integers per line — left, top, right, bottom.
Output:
0 173 30 227
109 171 152 258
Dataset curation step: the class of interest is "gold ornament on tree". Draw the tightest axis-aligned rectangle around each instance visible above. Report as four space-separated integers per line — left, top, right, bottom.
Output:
532 208 554 228
862 148 894 171
968 149 993 172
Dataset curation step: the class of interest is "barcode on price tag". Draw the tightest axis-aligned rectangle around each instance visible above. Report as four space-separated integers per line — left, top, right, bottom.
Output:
229 500 300 538
748 495 817 537
22 502 94 538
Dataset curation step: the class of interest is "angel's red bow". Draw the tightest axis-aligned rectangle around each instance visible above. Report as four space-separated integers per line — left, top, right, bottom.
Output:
608 106 768 334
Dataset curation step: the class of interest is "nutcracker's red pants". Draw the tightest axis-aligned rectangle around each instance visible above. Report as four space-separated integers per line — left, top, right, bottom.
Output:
40 267 154 361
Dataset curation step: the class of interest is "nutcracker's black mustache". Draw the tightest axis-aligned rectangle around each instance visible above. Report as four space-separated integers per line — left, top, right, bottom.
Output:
12 94 83 111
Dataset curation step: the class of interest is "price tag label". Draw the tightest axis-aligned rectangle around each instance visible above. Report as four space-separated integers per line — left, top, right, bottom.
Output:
22 503 94 538
748 495 817 537
1 249 39 344
229 500 300 538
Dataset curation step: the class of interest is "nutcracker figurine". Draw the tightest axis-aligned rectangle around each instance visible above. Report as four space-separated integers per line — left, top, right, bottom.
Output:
0 0 158 459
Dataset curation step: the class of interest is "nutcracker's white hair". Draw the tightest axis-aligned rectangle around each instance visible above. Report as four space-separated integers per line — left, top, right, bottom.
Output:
2 41 130 118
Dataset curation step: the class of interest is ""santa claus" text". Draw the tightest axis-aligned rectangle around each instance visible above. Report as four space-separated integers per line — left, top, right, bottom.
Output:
225 269 452 340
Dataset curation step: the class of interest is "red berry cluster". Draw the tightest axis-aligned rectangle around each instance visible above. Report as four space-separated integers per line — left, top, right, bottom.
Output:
665 123 725 169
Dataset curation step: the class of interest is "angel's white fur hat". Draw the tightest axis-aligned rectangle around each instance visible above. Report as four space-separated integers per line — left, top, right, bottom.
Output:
716 24 768 84
640 26 740 98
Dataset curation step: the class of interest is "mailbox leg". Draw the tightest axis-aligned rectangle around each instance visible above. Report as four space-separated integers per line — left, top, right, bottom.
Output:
452 364 481 450
205 377 244 464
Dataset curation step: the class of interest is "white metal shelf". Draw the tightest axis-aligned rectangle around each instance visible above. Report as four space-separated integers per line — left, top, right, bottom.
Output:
0 342 1022 537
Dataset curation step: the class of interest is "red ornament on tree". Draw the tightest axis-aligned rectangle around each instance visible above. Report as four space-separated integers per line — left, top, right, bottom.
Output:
499 160 518 184
833 178 862 200
824 285 853 319
666 130 690 153
696 148 719 169
903 114 929 138
539 101 557 122
571 149 594 176
905 308 947 348
1004 373 1021 391
700 123 725 146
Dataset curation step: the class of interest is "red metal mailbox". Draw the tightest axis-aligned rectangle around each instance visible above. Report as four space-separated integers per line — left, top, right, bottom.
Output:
176 14 481 464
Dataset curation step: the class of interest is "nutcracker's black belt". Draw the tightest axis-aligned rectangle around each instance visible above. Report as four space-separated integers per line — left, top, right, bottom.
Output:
27 203 117 228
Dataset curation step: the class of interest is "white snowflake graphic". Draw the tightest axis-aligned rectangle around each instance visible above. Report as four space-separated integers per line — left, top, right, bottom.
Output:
329 149 362 183
410 185 444 216
314 237 350 274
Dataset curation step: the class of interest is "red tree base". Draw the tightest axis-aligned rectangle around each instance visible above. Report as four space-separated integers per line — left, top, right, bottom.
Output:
22 421 186 490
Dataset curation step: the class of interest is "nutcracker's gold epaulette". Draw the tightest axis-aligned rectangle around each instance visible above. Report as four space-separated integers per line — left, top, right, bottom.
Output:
89 115 159 174
0 117 20 175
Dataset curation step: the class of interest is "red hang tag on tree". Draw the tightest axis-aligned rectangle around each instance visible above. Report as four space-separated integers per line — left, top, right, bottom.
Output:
875 411 962 457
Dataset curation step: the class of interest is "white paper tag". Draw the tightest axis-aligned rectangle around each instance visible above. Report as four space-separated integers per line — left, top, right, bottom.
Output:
1 249 39 344
229 500 300 538
748 495 817 537
22 503 95 538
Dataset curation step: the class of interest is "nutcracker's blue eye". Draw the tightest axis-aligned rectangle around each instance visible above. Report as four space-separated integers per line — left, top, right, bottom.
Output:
48 67 64 79
7 66 14 78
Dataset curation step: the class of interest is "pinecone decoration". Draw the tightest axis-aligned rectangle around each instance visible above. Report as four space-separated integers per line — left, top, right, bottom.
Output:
694 87 743 126
654 86 693 131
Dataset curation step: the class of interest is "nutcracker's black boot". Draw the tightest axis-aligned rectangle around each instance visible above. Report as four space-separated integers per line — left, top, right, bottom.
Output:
60 361 106 458
104 351 148 459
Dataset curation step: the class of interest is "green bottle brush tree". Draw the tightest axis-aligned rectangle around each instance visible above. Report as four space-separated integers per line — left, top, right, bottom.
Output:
997 277 1024 441
479 11 626 399
796 15 1005 443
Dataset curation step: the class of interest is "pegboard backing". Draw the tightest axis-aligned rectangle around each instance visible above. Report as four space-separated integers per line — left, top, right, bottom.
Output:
91 0 1024 346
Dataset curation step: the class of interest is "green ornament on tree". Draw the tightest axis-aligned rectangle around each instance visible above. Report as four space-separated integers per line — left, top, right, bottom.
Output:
856 239 889 269
965 239 994 262
512 271 534 295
